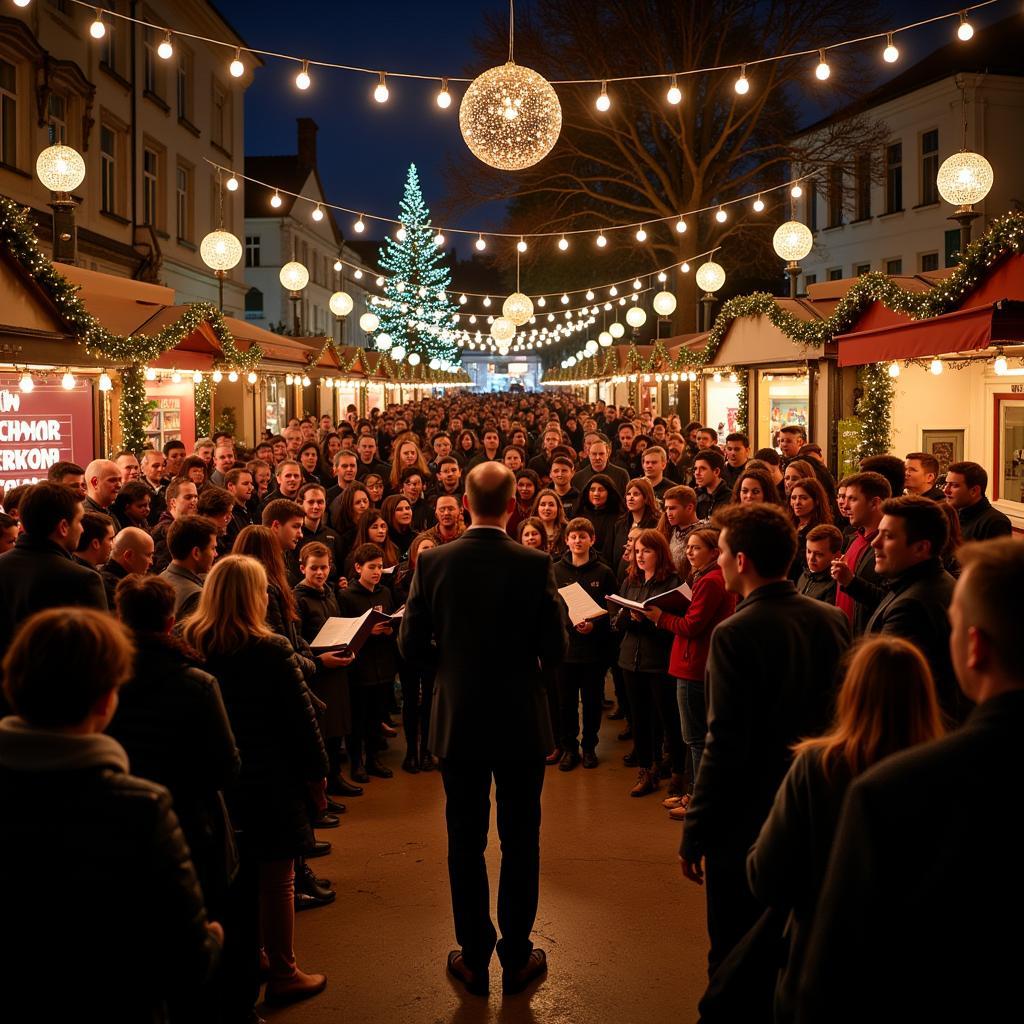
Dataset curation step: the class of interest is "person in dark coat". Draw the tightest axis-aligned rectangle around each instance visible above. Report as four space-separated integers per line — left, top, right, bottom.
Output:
399 463 566 997
796 524 842 604
181 555 329 1007
680 504 850 978
551 518 618 769
574 473 624 562
572 437 629 496
745 637 945 1024
831 471 890 633
693 450 732 521
0 607 221 1022
942 460 1013 541
0 483 107 656
796 539 1024 1024
98 526 154 610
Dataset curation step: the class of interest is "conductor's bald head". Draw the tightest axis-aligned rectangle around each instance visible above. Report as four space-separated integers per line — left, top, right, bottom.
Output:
465 462 516 522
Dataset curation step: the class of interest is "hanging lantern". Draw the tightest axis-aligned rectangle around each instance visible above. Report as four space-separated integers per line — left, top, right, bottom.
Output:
652 291 677 317
936 151 994 207
329 291 354 317
772 221 814 262
490 317 516 344
502 292 534 326
695 261 726 294
625 306 647 328
609 322 625 339
279 261 309 291
375 333 393 351
407 352 421 366
359 311 380 333
200 229 243 272
598 331 613 347
35 144 86 193
459 62 562 171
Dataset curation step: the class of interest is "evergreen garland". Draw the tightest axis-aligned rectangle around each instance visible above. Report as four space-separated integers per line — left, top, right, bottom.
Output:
194 377 213 439
119 363 148 455
856 362 894 458
735 371 749 436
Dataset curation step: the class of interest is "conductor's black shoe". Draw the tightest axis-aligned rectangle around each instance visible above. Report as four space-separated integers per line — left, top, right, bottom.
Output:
582 750 599 769
306 840 332 858
365 758 393 779
324 798 346 814
327 775 363 797
313 812 340 829
558 750 580 772
294 890 335 912
502 949 547 995
446 951 489 996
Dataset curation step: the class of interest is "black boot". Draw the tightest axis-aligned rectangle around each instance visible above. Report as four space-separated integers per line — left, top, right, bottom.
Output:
401 748 420 773
296 859 333 899
419 743 435 772
365 757 393 779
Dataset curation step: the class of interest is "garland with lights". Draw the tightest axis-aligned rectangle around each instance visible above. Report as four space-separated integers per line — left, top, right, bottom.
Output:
119 363 149 454
856 362 895 458
735 371 749 436
194 377 213 440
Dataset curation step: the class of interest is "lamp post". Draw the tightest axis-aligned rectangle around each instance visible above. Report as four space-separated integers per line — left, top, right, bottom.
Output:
695 260 726 331
652 290 677 340
35 143 86 264
772 220 814 298
200 230 243 310
279 260 309 335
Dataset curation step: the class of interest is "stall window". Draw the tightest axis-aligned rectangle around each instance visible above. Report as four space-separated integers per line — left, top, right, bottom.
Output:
995 395 1024 506
756 370 809 450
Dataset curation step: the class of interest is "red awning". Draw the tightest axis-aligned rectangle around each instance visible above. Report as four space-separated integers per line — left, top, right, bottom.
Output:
837 300 1024 366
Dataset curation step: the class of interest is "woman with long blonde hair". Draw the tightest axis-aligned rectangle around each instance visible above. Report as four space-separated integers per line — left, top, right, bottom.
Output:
182 555 329 1007
388 434 431 493
747 636 945 1023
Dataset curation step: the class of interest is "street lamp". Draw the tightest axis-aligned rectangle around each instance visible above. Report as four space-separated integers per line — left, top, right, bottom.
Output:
200 229 243 310
652 290 677 339
772 220 814 297
695 260 726 331
279 259 309 334
35 143 86 264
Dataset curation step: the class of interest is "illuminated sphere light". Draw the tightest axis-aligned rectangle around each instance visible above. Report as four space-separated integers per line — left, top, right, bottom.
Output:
392 346 407 362
230 53 245 78
735 68 750 94
19 371 34 393
675 217 687 234
729 371 737 383
192 371 203 385
171 370 182 384
333 259 343 272
929 358 944 376
396 225 407 242
285 373 294 385
490 317 516 344
957 16 974 41
667 78 682 105
270 191 282 208
625 306 647 328
715 207 728 223
434 231 445 246
815 51 830 81
994 355 1008 374
635 226 647 242
713 371 722 383
98 372 113 392
226 175 239 192
329 291 354 317
359 311 380 333
936 151 994 207
89 15 106 39
696 260 726 293
883 36 899 63
558 236 569 251
246 371 257 385
429 358 441 370
374 74 390 103
354 217 365 233
753 195 765 212
595 83 611 112
437 82 452 109
312 205 324 222
502 292 534 326
228 371 238 383
598 331 613 347
458 61 562 171
609 321 625 339
596 233 607 248
888 361 901 378
145 366 157 382
279 261 309 291
62 371 76 390
475 235 487 251
375 332 393 350
632 279 643 290
772 220 814 262
408 352 421 366
791 183 803 199
157 34 173 60
584 339 599 356
35 144 86 193
301 375 311 387
652 290 677 317
212 370 223 383
517 237 528 252
200 229 243 272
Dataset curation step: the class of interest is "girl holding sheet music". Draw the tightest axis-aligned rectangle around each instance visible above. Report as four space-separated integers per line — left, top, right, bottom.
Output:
612 528 683 798
643 527 736 819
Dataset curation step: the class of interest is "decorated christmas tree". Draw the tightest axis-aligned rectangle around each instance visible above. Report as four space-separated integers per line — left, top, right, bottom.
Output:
374 164 460 367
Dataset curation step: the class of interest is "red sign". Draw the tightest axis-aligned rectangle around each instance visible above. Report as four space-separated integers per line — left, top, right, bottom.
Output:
0 375 95 488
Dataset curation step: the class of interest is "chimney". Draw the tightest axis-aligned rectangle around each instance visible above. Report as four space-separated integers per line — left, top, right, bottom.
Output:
297 118 318 172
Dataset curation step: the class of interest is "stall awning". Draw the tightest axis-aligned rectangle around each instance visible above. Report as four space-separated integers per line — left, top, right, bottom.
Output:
837 300 1024 366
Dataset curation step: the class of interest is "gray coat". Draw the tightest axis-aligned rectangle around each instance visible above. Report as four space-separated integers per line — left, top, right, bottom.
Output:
160 562 204 618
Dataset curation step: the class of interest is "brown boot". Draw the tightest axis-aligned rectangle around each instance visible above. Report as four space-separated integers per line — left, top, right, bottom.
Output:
264 969 327 1006
630 768 658 797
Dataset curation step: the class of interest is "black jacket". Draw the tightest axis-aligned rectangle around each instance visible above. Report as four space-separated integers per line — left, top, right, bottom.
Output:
294 582 351 739
552 550 618 664
99 558 131 611
796 567 837 604
605 512 658 570
957 495 1013 541
107 634 240 911
681 581 850 861
335 580 398 687
695 480 732 521
203 634 327 861
572 461 629 497
838 528 884 635
0 721 219 1021
400 526 567 760
0 535 107 654
797 690 1024 1024
613 571 682 674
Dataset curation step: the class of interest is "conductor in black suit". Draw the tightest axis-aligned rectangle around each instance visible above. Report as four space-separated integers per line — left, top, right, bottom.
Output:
399 462 567 997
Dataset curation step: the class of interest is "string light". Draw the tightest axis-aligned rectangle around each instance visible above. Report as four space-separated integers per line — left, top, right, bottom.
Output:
270 190 282 208
734 65 750 95
815 50 831 81
609 285 618 297
791 183 803 199
929 358 944 375
18 370 33 393
98 372 113 392
436 78 452 108
396 225 407 241
883 34 899 63
171 369 182 384
715 207 728 223
675 217 687 234
374 72 389 103
157 32 173 60
296 61 311 90
888 361 901 378
434 230 445 246
145 366 157 381
354 215 365 233
225 174 239 192
667 76 682 105
681 261 691 272
89 9 106 39
586 289 595 300
753 195 765 212
596 233 607 248
230 48 245 78
635 226 647 242
557 235 569 251
517 237 527 252
595 81 611 112
561 293 569 304
311 204 324 222
957 12 974 40
193 370 203 385
475 234 486 251
249 371 259 385
212 370 223 383
228 371 239 383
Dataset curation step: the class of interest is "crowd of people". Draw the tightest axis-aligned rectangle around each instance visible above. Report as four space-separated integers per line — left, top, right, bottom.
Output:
0 389 1019 1022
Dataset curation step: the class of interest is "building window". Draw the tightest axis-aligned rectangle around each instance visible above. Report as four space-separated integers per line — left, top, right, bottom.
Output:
885 142 902 213
98 1 117 71
142 146 159 225
920 252 939 273
176 51 191 122
854 153 871 221
175 163 192 241
245 286 263 320
0 59 16 167
47 93 67 144
211 83 229 151
886 258 903 275
828 268 842 281
945 228 962 267
804 274 817 287
804 179 817 232
827 165 843 228
855 263 870 276
920 129 939 206
143 27 158 95
100 125 116 213
245 235 260 267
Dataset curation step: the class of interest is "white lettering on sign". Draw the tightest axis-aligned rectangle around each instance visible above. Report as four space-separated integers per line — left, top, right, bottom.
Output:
0 379 88 488
0 390 21 413
0 420 62 442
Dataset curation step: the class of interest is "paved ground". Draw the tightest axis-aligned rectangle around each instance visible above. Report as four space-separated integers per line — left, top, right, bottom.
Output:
265 703 709 1024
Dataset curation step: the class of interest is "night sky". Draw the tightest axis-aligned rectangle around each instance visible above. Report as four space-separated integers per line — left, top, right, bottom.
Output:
213 0 1001 255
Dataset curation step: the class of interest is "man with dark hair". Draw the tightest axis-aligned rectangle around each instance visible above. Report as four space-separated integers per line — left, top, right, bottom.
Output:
98 527 155 609
798 539 1024 1024
863 495 960 720
831 471 891 634
74 511 116 570
208 443 237 489
162 439 186 483
326 450 359 506
47 461 87 496
262 499 304 584
197 486 236 557
0 484 108 651
114 450 141 484
160 515 219 617
696 426 718 451
681 503 849 976
354 435 388 481
151 479 199 574
224 468 254 548
943 460 1012 541
296 483 342 583
401 467 434 532
777 424 807 463
549 455 579 516
431 456 464 502
400 462 566 997
904 451 944 500
858 454 906 503
664 432 689 484
259 461 303 516
572 437 628 496
721 432 750 490
693 449 731 520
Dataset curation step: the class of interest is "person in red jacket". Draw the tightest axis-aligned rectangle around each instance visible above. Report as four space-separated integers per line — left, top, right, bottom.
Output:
644 526 736 819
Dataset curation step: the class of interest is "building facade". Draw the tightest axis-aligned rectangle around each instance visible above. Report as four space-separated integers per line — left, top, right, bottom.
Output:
796 21 1024 288
0 0 252 314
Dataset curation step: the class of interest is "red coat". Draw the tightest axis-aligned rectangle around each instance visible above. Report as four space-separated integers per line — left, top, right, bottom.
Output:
659 563 736 682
